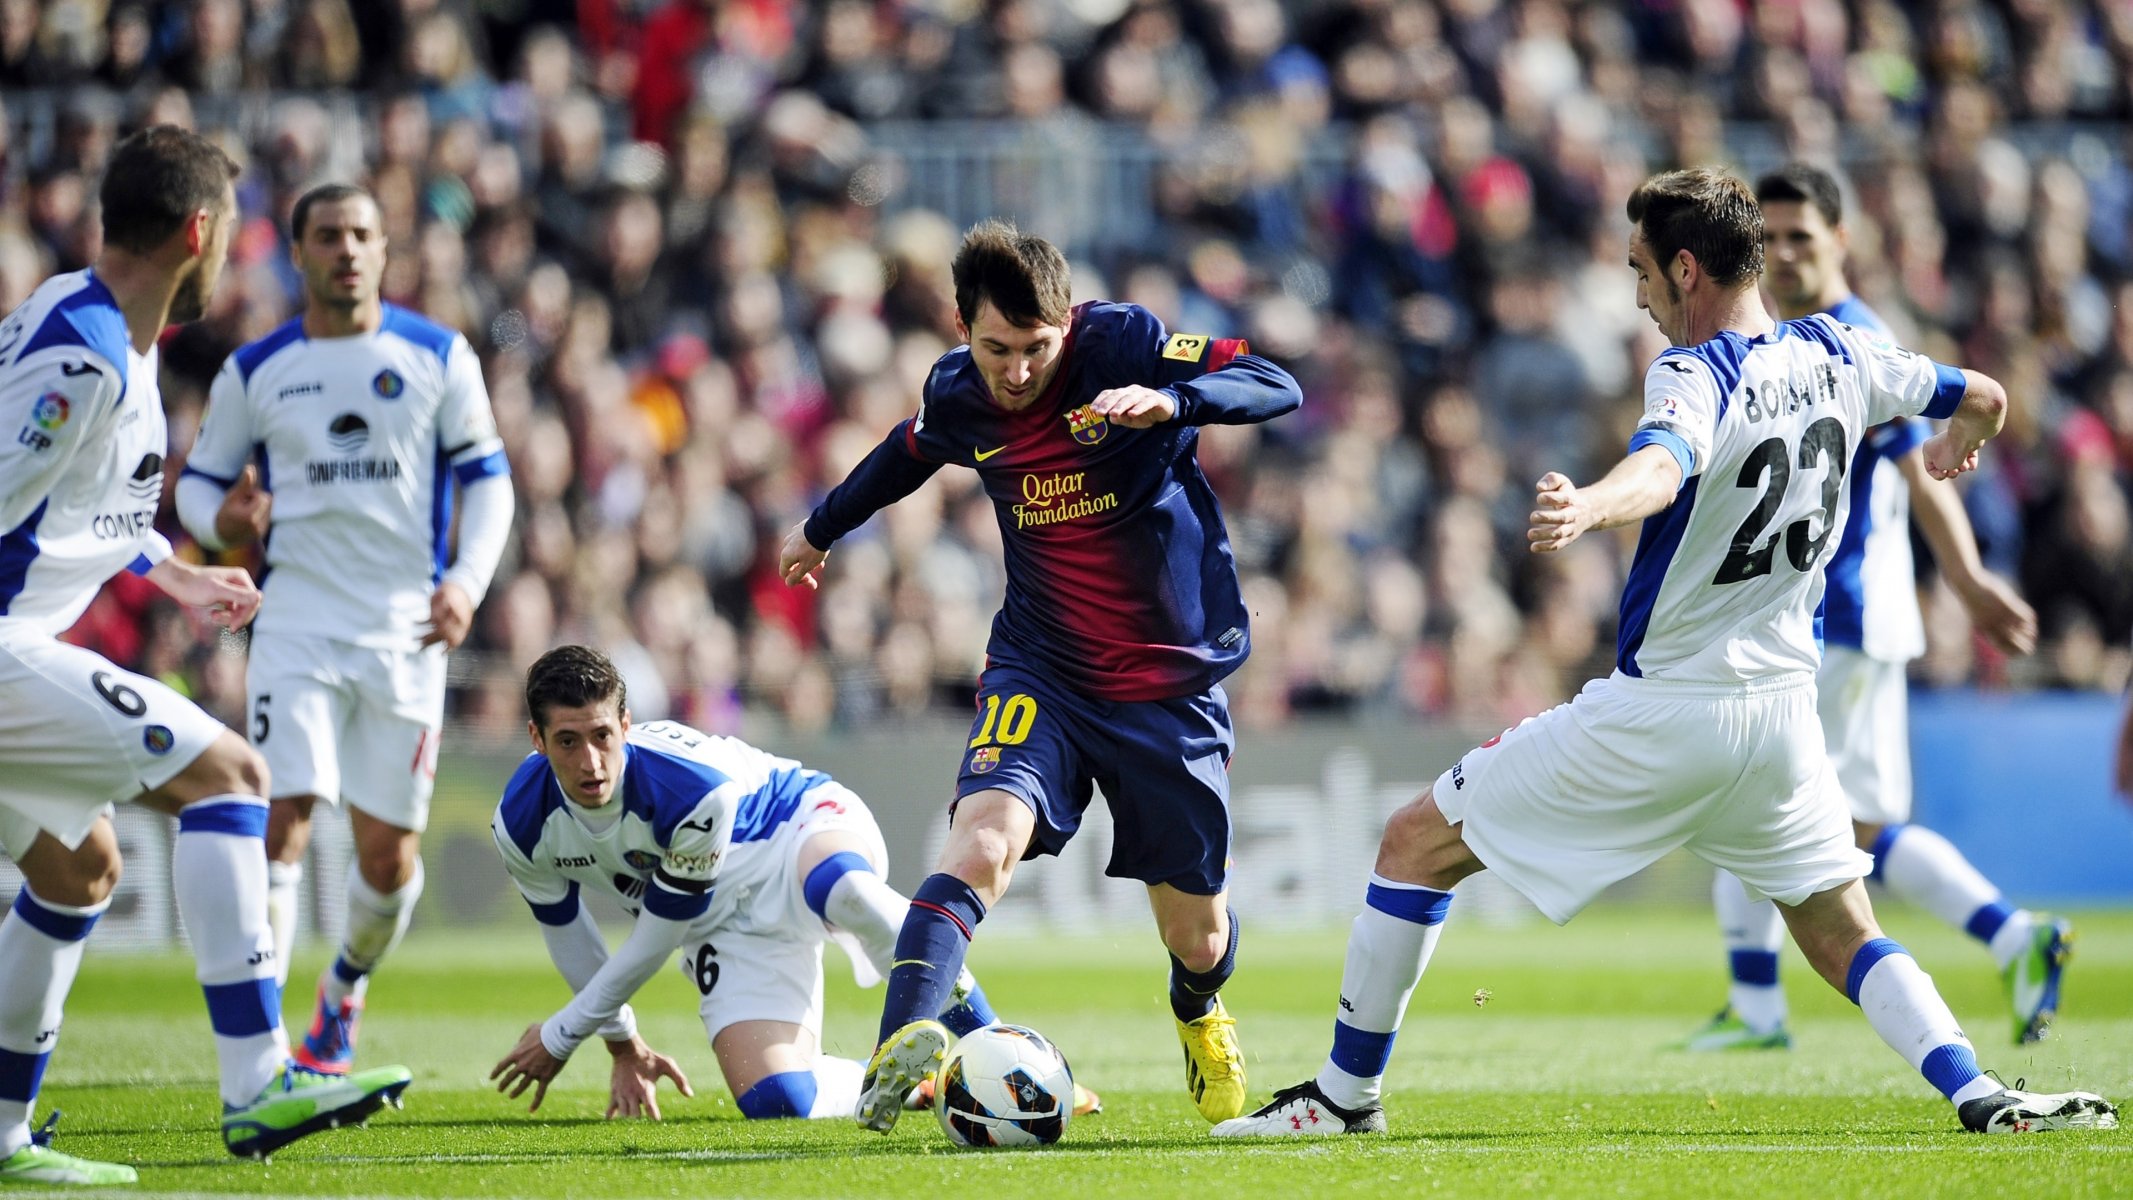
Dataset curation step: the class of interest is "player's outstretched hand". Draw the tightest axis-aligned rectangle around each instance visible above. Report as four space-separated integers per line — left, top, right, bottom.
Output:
145 557 262 629
605 1035 694 1121
213 464 272 548
778 522 829 590
1957 572 2037 656
491 1022 566 1113
1920 430 1982 480
1527 472 1591 553
1088 385 1178 428
420 580 475 650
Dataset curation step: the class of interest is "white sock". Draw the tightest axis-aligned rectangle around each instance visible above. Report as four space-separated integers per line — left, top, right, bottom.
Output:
821 868 908 979
1848 938 2000 1107
174 796 289 1106
1713 869 1787 1033
324 859 423 1007
1985 910 2040 971
1315 874 1451 1111
0 889 107 1156
809 1056 866 1119
1875 825 2000 930
265 859 303 989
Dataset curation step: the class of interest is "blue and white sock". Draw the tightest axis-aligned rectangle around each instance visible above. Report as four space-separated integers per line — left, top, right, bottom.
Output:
876 874 984 1045
1848 937 2002 1107
1713 869 1787 1034
734 1057 865 1120
0 889 105 1157
1871 825 2035 970
175 797 289 1106
1315 874 1453 1111
323 859 423 1007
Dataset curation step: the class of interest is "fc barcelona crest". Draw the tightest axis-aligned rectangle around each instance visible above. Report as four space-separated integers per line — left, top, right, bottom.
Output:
1066 404 1108 446
970 746 1000 774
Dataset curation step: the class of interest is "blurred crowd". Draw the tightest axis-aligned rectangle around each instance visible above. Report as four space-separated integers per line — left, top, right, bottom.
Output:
6 0 2133 738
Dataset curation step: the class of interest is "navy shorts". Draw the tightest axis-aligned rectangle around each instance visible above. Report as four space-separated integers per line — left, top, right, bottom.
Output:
953 657 1236 895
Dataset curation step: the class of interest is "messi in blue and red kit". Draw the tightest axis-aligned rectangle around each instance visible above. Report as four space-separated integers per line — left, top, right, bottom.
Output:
804 301 1300 896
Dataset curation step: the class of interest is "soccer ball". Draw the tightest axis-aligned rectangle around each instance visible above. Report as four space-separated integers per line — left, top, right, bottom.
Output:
933 1023 1075 1148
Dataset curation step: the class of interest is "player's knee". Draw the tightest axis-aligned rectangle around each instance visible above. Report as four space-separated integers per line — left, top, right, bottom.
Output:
66 831 123 906
941 830 1017 894
1851 821 1882 852
197 735 270 799
356 842 417 892
1166 925 1226 974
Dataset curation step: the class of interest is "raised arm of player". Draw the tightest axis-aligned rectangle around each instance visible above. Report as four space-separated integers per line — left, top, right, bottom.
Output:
1527 447 1685 553
1898 451 2036 655
781 419 944 589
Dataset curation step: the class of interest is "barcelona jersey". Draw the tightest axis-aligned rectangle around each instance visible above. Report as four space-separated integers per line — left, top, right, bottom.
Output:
805 301 1301 702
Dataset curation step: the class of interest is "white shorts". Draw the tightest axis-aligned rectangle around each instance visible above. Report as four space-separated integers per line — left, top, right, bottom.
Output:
1434 672 1871 923
677 782 890 1043
247 632 445 831
1817 646 1912 826
0 630 223 851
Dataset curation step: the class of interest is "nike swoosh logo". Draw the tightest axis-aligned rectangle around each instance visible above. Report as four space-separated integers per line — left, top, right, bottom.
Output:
974 446 1005 462
891 959 936 971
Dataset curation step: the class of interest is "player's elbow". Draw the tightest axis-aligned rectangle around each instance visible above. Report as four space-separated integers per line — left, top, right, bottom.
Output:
1958 371 2008 432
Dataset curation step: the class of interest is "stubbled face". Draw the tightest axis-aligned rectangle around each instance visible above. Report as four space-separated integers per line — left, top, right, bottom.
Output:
169 182 236 323
1629 226 1688 346
959 300 1069 410
530 699 630 808
294 195 387 312
1760 199 1845 316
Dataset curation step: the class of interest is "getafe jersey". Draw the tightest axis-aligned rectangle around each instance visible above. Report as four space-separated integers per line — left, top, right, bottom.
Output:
491 721 830 932
1619 314 1965 683
184 306 506 648
0 271 173 636
805 302 1301 702
1818 295 1928 662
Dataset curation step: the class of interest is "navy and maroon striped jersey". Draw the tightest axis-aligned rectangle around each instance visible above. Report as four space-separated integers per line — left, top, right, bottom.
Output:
805 301 1300 702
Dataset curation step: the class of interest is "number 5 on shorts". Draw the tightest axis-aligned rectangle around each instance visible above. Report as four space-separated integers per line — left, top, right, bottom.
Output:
968 693 1039 749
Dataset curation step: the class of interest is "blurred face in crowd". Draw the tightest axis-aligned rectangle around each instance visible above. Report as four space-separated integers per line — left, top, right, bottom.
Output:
1760 199 1847 318
1628 224 1689 346
294 193 387 314
169 181 237 323
530 698 630 809
958 300 1069 411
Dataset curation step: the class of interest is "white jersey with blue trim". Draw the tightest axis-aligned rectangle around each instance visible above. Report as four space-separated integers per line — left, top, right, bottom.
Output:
1818 296 1928 662
1617 313 1965 684
186 305 505 648
490 721 831 934
0 270 173 636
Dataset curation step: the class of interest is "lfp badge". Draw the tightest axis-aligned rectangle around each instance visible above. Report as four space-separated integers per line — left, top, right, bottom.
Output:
969 746 1000 774
1065 404 1108 446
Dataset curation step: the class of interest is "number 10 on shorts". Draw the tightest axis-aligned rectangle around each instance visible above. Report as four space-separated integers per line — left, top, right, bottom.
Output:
969 694 1038 748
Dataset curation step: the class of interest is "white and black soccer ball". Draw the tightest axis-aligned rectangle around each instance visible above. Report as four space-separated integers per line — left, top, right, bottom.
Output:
933 1023 1074 1148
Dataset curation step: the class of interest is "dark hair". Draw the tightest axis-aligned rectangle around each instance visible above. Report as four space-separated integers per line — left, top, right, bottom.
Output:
99 125 239 253
525 645 628 729
1626 168 1764 288
1754 163 1843 227
290 182 375 242
952 219 1071 329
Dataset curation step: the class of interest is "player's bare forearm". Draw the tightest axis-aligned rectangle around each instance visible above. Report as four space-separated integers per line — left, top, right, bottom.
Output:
1922 370 2007 480
1528 446 1683 553
1168 356 1302 426
1899 450 2036 653
145 556 262 629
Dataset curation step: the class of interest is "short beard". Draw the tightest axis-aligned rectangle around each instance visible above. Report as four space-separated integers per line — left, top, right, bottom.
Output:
168 268 208 323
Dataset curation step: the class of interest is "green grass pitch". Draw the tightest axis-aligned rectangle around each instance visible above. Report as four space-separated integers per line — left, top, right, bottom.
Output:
27 906 2132 1198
